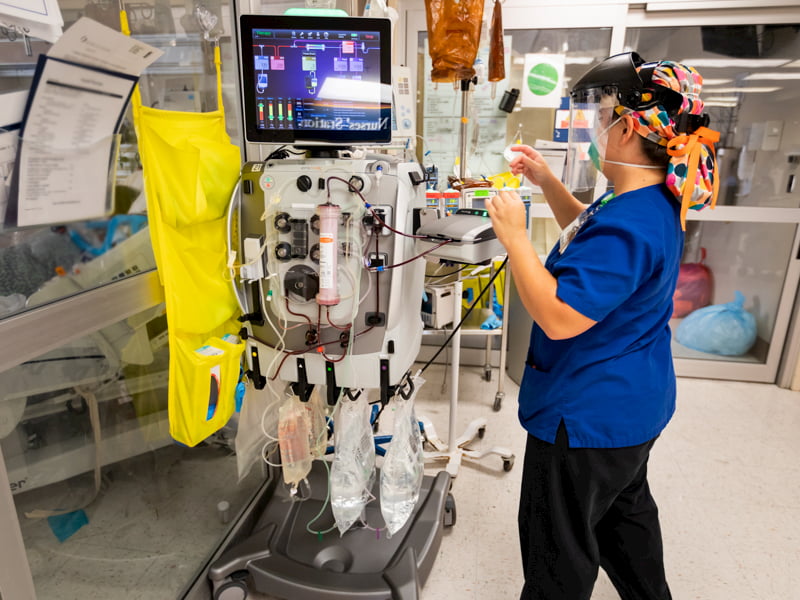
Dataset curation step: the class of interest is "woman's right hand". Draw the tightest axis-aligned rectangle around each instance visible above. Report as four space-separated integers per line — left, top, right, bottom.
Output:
508 144 554 188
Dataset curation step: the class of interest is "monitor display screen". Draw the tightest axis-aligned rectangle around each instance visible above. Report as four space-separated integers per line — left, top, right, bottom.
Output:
239 15 392 146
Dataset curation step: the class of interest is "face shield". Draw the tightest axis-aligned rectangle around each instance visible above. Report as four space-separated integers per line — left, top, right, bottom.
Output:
563 86 621 196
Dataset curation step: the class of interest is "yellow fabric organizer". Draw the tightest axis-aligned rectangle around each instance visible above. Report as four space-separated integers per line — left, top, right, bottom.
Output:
126 11 243 446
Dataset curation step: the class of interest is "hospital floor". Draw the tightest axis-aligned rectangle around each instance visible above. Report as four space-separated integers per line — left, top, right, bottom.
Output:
246 364 800 600
405 366 800 600
14 364 800 599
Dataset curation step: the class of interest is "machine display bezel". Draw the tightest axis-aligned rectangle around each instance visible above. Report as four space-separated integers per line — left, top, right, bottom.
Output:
239 14 392 146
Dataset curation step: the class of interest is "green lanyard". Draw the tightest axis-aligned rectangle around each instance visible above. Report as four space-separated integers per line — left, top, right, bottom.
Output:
558 191 615 254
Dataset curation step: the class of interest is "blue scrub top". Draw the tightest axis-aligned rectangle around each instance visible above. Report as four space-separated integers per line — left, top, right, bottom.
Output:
519 183 684 448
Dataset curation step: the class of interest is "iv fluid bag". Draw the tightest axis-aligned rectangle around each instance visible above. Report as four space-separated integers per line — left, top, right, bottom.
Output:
278 393 312 492
424 0 484 83
330 392 376 535
488 0 505 84
305 387 328 459
380 376 425 537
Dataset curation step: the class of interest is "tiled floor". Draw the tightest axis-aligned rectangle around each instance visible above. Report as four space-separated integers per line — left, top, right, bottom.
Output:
412 365 800 600
12 363 800 599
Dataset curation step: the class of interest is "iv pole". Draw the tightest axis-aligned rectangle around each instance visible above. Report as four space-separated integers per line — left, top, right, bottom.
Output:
457 77 475 181
430 76 514 477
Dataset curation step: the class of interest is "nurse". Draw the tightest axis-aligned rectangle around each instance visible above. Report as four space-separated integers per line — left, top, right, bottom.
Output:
486 52 718 599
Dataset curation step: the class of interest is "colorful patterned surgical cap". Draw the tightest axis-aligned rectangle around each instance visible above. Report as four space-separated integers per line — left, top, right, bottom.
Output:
617 61 720 230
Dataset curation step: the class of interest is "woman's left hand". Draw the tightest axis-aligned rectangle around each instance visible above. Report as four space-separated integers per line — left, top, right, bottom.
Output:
486 189 528 249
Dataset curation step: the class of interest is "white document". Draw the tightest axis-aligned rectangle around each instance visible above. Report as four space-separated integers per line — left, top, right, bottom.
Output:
48 16 164 77
0 91 28 227
529 148 566 194
9 57 137 227
0 0 64 42
6 17 163 228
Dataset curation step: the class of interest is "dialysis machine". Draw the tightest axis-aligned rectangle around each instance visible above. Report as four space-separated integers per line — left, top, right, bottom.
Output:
207 13 452 600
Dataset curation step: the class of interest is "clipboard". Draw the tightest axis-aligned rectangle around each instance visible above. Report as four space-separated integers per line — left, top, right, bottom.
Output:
4 55 138 228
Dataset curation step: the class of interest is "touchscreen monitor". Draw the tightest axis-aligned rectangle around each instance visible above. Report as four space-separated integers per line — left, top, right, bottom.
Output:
239 14 392 146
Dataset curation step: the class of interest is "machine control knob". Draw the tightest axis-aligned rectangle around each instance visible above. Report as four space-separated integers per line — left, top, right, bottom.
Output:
348 175 365 192
296 175 313 192
275 242 292 261
274 212 291 233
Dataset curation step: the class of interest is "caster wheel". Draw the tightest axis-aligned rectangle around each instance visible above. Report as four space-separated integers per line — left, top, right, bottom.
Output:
214 580 248 600
477 426 486 439
493 392 504 412
503 456 515 472
443 493 457 527
483 368 492 382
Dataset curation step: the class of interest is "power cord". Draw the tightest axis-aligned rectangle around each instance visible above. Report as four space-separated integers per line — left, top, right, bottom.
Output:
417 256 509 376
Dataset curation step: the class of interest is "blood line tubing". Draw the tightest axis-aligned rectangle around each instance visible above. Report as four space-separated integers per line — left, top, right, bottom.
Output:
316 203 340 306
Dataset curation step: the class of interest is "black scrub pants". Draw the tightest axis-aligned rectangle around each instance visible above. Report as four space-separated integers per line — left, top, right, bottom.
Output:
518 423 671 600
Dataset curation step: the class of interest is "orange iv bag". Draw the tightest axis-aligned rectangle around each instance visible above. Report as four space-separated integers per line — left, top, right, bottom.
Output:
424 0 485 83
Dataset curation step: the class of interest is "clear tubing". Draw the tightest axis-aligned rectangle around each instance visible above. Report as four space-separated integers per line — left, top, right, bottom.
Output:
317 203 341 306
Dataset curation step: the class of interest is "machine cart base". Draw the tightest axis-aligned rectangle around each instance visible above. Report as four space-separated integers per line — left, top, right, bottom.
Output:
208 460 453 600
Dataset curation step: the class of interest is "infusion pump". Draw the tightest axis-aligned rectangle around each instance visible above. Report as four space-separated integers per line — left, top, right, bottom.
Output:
229 155 427 400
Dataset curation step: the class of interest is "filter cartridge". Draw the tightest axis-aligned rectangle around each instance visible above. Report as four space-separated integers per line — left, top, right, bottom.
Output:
316 203 340 306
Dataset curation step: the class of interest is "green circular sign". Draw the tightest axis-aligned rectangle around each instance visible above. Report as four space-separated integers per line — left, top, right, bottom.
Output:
527 63 559 96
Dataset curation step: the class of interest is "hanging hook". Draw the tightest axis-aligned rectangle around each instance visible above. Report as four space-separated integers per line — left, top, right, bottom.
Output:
1 23 32 55
195 4 221 45
344 388 362 401
0 24 16 43
22 30 32 57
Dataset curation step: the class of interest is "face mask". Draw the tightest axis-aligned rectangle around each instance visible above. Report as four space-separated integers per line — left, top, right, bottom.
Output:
588 118 618 171
588 140 603 171
589 118 663 172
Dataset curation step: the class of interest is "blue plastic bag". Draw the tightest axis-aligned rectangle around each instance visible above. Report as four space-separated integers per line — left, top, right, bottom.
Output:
676 291 757 356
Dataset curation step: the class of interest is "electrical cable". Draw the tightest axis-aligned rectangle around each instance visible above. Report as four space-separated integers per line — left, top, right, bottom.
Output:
265 144 306 161
366 239 452 272
417 256 509 376
425 264 469 279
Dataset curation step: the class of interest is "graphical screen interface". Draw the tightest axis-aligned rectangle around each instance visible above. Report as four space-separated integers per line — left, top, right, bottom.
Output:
248 26 387 137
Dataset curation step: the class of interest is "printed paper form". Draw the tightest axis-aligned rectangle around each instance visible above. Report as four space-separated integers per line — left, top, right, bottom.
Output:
15 58 136 226
0 91 27 224
48 16 164 77
10 18 162 227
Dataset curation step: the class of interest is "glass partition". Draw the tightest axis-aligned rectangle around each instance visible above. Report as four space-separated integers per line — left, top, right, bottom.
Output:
0 3 261 597
416 28 613 190
1 304 262 599
625 24 800 376
625 24 800 209
0 1 241 320
672 220 797 366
